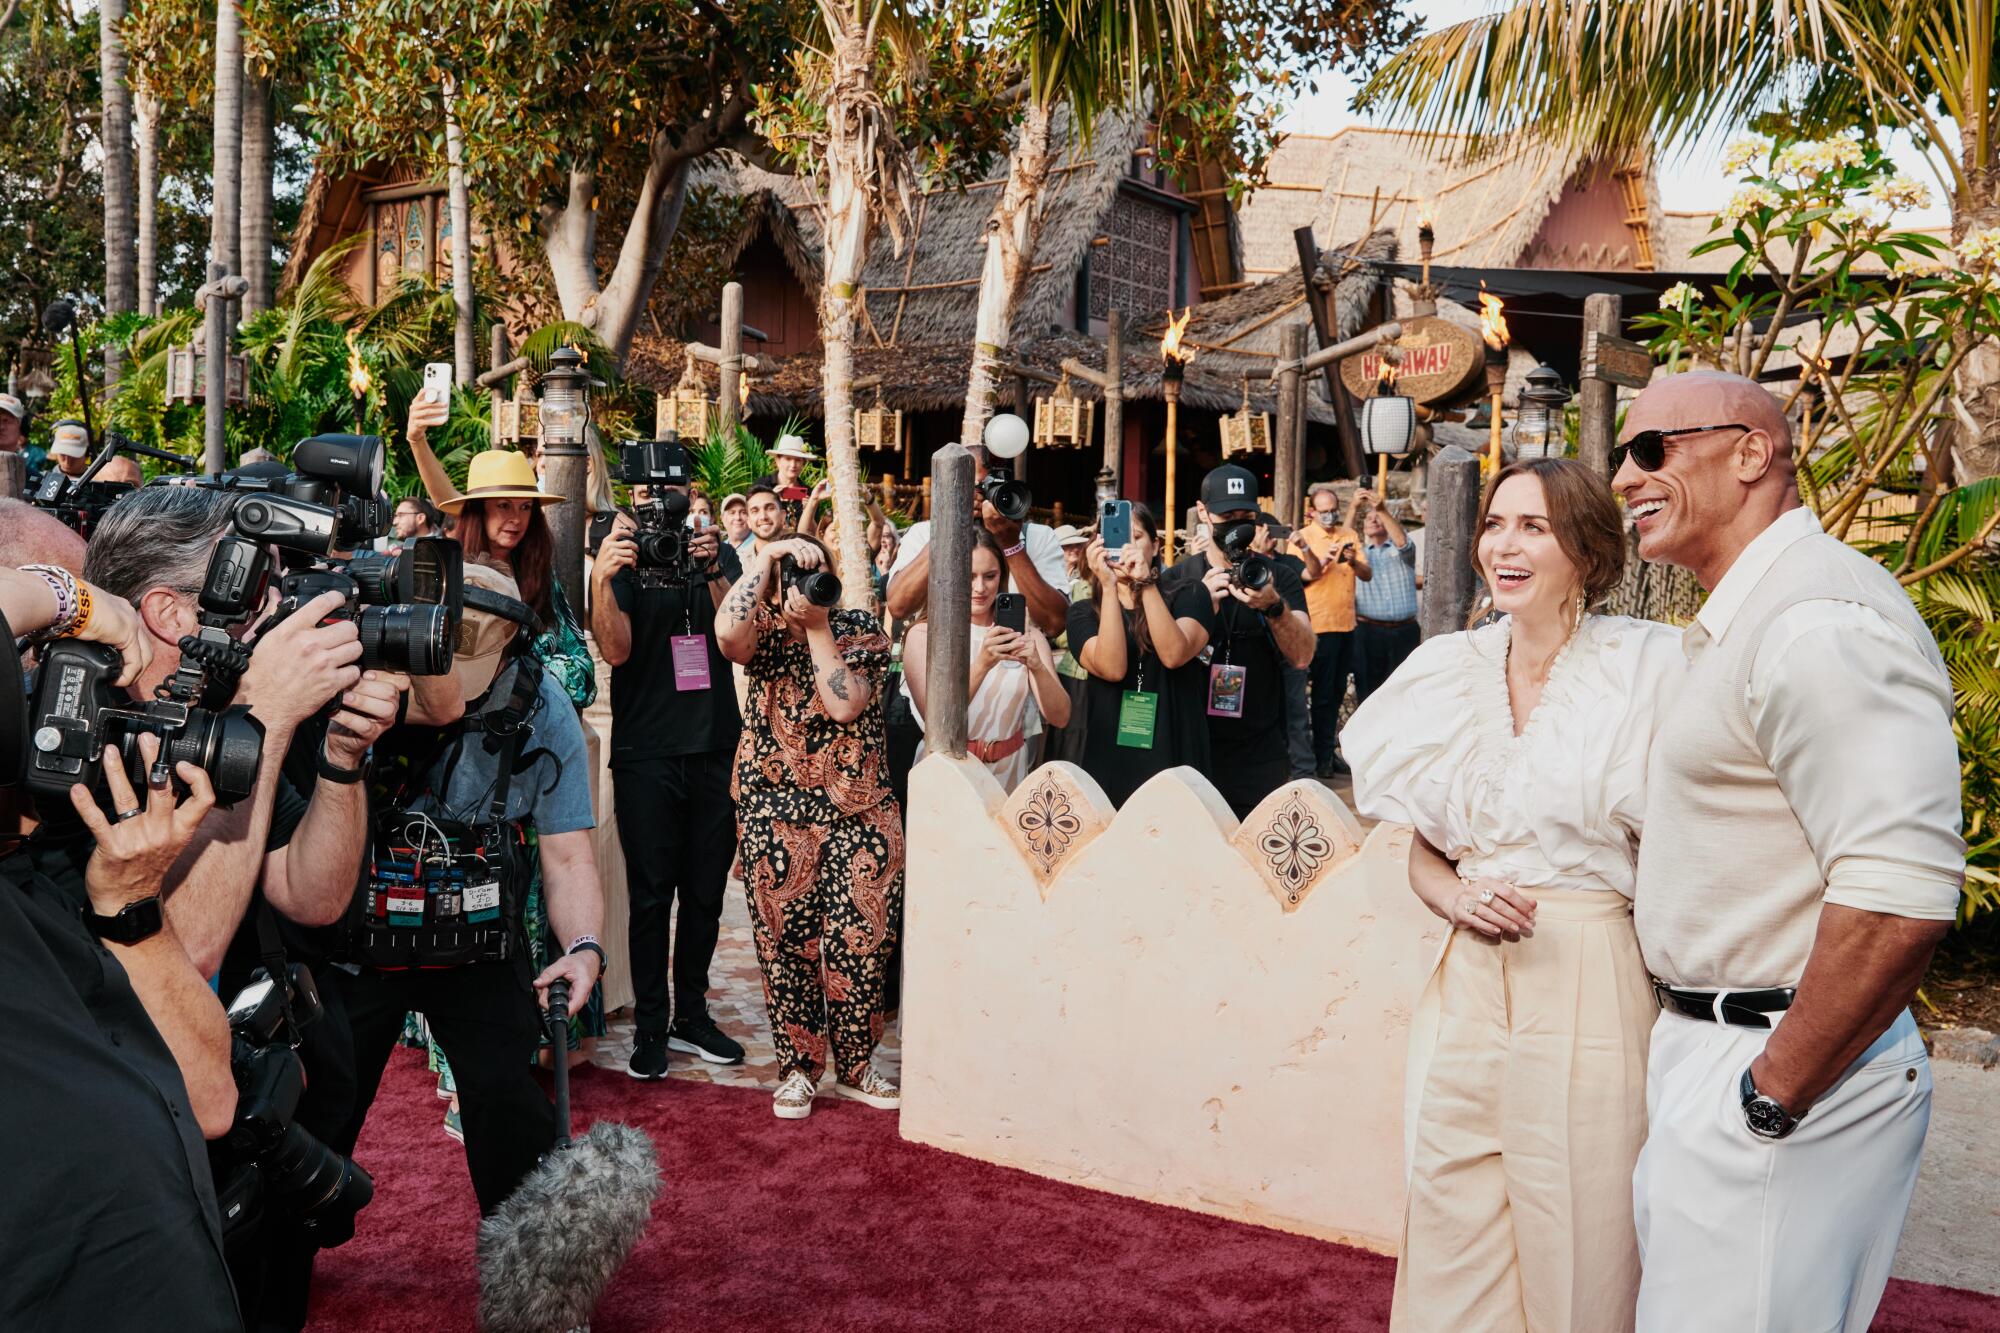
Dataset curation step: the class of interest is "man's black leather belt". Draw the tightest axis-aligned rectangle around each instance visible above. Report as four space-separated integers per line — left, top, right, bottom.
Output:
1355 614 1417 628
1653 981 1796 1028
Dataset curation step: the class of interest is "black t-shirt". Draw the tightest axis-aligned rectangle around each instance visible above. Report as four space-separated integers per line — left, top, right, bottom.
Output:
1066 582 1215 808
1163 550 1307 748
607 543 744 762
0 838 240 1331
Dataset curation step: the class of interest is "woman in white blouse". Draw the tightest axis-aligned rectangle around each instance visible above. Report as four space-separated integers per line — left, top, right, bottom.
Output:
1342 459 1682 1333
904 528 1071 793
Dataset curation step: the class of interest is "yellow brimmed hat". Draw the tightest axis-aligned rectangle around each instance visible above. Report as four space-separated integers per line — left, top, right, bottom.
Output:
440 449 565 513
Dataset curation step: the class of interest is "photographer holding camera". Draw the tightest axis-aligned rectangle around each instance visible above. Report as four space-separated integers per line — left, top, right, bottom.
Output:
884 443 1068 637
591 437 747 1076
1 568 242 1329
1161 465 1315 820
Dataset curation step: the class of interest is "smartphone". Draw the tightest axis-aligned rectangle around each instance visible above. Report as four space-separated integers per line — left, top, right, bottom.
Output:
1099 499 1133 561
423 362 453 403
993 593 1027 636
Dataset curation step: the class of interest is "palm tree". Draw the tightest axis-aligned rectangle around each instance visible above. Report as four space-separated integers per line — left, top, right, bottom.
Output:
441 74 477 384
813 0 920 607
1355 0 2000 476
135 81 162 315
100 0 137 357
240 66 273 316
956 0 1194 451
211 0 242 283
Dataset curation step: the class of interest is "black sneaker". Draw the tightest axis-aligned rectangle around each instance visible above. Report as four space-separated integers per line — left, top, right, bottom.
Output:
627 1030 670 1080
1318 754 1351 779
668 1013 746 1065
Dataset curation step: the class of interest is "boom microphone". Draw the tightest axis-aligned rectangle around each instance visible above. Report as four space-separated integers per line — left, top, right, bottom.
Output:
42 298 76 338
476 979 661 1332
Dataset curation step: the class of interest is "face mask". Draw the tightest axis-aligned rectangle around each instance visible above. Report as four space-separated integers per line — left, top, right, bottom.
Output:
1316 511 1337 529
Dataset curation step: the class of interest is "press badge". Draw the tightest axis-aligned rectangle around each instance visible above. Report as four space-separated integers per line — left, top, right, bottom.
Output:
1207 663 1248 718
1116 690 1158 749
670 634 713 691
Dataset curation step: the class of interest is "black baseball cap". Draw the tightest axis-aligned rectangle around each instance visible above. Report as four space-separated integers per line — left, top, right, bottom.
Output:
1200 464 1261 514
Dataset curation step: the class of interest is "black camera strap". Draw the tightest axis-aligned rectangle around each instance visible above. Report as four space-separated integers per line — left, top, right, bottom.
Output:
253 894 300 1044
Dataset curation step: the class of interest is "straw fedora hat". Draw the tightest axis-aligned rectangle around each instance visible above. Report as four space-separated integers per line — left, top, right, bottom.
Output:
769 434 817 463
441 449 565 513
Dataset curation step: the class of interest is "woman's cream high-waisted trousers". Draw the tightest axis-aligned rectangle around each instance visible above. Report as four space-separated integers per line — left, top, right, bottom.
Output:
1391 888 1657 1333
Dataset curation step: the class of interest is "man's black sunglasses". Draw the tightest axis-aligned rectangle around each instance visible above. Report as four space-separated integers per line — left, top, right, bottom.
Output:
1610 422 1753 473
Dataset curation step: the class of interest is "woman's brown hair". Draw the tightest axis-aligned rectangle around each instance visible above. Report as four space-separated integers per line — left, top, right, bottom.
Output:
1471 457 1626 613
457 498 554 630
1091 502 1164 659
970 527 1012 595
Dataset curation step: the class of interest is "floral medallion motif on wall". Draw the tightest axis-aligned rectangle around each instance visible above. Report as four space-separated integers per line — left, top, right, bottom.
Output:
1230 782 1365 911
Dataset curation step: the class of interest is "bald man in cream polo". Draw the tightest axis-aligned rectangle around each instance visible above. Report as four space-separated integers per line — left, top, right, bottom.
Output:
1612 371 1964 1332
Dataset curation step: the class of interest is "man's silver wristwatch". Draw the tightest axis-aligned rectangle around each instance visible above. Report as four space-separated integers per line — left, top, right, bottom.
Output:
1739 1066 1804 1140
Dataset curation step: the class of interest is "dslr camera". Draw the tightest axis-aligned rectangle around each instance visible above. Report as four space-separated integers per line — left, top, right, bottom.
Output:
978 458 1032 524
5 634 265 809
778 556 841 609
1214 517 1274 593
619 435 697 586
211 436 462 676
222 963 374 1245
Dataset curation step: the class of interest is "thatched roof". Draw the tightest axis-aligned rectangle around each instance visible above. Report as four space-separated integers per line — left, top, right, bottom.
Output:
1236 127 1605 281
715 106 1151 348
628 226 1398 426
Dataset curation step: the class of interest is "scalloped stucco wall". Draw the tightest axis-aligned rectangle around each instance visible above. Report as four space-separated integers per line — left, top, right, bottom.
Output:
899 755 1442 1253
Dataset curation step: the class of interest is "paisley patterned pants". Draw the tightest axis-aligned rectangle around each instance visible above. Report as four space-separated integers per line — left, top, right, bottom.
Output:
738 798 905 1084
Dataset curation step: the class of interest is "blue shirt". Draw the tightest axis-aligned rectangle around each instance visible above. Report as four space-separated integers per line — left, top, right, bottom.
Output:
418 672 595 835
1354 538 1419 622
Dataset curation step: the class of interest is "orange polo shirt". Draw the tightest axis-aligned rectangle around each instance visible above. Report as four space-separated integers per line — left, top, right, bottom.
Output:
1296 523 1361 633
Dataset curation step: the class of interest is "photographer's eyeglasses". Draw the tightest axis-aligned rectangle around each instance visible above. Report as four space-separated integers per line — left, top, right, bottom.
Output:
1610 423 1752 473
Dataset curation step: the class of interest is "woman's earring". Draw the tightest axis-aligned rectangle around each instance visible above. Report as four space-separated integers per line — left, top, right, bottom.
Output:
1572 589 1587 632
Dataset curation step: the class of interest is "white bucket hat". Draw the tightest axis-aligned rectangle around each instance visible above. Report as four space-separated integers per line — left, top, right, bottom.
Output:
769 435 816 463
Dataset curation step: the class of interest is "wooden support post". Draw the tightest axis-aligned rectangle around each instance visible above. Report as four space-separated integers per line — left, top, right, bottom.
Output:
1273 323 1305 523
488 323 509 446
926 443 975 758
1101 308 1124 495
1293 226 1365 479
1419 445 1483 640
718 281 744 434
1577 293 1625 477
0 452 25 500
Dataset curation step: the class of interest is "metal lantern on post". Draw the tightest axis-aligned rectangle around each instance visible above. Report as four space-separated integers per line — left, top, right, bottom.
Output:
1218 375 1273 459
537 344 594 448
1512 364 1571 460
1033 370 1096 449
536 343 596 621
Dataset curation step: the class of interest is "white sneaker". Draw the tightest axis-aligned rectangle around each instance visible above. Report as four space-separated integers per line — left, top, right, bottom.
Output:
773 1070 817 1120
827 1067 900 1110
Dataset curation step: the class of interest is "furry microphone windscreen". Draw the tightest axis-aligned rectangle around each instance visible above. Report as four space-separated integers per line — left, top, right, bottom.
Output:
476 1121 662 1332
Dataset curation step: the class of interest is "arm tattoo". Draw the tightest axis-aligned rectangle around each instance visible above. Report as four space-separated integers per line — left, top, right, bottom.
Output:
824 666 851 701
721 573 763 621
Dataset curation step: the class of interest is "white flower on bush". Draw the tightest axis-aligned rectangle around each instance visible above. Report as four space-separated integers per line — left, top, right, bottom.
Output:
1869 174 1933 213
1721 185 1782 225
1658 282 1702 311
1722 137 1767 174
1773 138 1865 178
1821 204 1868 232
1961 228 2000 271
1893 252 1953 280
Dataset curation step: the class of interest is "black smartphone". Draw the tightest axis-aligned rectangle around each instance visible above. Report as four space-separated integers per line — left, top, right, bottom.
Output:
993 592 1027 635
1099 499 1133 560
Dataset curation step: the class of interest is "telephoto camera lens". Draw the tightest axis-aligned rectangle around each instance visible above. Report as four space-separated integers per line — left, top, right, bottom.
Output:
1234 554 1275 592
979 471 1033 523
355 603 454 676
634 526 685 569
263 1121 375 1247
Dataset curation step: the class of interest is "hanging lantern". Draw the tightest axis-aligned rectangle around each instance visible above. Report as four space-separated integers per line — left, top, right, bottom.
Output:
535 344 594 449
1357 358 1416 459
1512 364 1572 460
164 338 248 406
854 383 902 451
1032 370 1096 449
494 382 540 445
15 343 57 401
658 351 714 439
1218 375 1273 458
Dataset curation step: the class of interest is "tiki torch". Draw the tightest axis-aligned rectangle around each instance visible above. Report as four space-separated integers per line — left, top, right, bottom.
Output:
1160 307 1195 563
1419 214 1435 290
1477 284 1510 477
347 334 371 431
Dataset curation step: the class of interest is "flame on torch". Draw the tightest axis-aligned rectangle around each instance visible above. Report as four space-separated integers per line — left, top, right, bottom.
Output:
1375 352 1401 394
1477 283 1510 351
1160 307 1196 367
346 334 371 399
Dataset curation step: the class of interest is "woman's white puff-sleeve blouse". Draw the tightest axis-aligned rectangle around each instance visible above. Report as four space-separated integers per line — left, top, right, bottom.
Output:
1340 615 1685 897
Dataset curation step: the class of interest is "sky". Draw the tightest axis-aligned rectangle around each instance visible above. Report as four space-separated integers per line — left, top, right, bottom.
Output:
1273 0 1954 230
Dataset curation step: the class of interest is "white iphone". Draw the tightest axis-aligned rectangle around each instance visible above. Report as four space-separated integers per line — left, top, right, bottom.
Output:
423 362 453 403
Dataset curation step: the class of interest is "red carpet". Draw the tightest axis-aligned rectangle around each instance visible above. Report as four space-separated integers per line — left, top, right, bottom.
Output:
308 1050 2000 1332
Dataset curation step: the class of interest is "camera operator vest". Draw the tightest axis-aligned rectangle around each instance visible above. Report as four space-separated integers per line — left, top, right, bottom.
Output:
351 651 545 971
